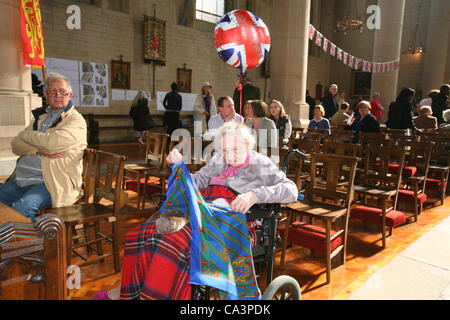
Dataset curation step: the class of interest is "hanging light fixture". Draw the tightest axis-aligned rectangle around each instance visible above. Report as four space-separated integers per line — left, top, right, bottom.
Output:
403 1 425 54
336 0 364 35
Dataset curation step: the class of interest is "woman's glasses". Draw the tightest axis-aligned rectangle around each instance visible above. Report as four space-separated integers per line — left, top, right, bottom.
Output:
47 89 71 97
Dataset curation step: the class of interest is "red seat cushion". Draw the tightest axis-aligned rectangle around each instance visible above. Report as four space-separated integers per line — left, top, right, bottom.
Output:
350 205 406 228
425 178 445 191
373 163 417 177
287 222 343 255
124 177 162 195
397 189 428 204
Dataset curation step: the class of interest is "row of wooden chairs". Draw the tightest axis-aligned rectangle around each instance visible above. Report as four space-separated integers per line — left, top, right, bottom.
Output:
278 130 449 284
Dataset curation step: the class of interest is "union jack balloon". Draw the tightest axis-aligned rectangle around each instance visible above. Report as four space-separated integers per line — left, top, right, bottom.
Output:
213 10 271 74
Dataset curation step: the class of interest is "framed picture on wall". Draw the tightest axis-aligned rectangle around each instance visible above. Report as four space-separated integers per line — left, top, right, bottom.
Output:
351 70 371 98
111 60 130 89
177 66 192 93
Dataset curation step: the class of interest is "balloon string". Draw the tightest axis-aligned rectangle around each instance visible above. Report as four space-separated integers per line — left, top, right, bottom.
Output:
239 74 243 116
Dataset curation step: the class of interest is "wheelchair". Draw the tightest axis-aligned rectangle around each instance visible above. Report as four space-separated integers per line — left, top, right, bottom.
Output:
191 148 307 300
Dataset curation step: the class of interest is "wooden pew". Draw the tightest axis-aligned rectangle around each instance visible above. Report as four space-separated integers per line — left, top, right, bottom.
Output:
0 203 67 300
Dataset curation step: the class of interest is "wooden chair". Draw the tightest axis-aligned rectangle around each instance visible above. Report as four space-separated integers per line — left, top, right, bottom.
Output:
395 141 433 222
327 130 355 144
281 153 358 284
123 132 170 209
323 141 358 157
425 137 450 205
358 132 387 146
350 146 407 248
45 150 128 275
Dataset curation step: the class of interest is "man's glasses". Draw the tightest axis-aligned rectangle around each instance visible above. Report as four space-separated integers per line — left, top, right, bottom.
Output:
47 89 71 97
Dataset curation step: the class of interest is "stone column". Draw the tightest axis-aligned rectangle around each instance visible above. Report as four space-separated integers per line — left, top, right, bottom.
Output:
0 0 42 175
270 0 311 128
370 0 405 123
421 0 449 94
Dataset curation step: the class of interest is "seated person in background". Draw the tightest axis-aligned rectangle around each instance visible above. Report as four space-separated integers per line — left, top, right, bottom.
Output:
345 100 380 143
208 96 243 131
439 109 450 129
308 105 331 134
119 122 298 300
330 102 350 126
0 72 87 221
413 106 438 130
417 89 439 113
269 99 292 143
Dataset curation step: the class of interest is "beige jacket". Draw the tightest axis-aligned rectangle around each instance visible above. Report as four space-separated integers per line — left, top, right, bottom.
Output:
194 94 217 133
11 105 87 208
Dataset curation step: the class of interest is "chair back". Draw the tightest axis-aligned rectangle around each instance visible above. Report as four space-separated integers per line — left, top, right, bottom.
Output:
289 138 320 155
361 146 406 207
327 130 355 144
145 132 169 169
81 148 96 203
93 150 128 213
308 153 358 208
400 141 434 177
359 132 387 146
323 141 358 157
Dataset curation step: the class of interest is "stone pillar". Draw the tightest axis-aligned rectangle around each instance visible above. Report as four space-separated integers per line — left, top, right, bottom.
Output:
0 0 42 175
270 0 311 128
421 0 449 94
370 0 405 123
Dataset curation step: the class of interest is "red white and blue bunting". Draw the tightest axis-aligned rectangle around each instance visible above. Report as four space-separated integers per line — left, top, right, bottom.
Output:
309 24 400 73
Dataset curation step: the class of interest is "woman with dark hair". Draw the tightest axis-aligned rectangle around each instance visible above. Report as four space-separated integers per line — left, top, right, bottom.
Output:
386 88 418 130
244 100 278 147
431 84 449 125
163 82 182 135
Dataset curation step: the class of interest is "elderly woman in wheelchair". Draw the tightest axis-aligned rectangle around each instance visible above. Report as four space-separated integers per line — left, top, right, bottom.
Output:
119 122 298 300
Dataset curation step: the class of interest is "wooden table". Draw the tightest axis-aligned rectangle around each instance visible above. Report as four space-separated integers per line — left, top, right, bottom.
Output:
0 203 67 300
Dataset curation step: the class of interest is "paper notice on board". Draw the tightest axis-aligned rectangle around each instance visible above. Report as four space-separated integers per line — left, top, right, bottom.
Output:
111 89 126 100
79 61 109 107
31 57 81 107
126 90 138 101
156 91 197 111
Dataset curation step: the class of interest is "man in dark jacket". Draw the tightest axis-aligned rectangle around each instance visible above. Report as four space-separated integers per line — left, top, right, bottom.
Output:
386 87 417 131
306 90 315 120
233 75 261 116
431 84 449 125
322 84 339 119
163 82 182 135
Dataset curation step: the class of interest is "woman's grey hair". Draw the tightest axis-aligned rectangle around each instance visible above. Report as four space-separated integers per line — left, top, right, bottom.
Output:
43 72 72 93
213 121 256 152
443 109 450 123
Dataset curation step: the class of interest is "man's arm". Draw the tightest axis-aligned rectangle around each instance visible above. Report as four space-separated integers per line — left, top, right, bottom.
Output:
19 115 87 154
10 122 38 156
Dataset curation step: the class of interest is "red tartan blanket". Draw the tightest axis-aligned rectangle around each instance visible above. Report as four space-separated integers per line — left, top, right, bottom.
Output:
120 217 192 300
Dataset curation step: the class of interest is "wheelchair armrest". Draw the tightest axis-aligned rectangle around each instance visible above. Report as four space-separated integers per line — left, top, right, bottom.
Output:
246 203 280 221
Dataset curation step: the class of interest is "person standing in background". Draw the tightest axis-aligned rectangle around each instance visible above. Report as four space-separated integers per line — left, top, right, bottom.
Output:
163 82 182 135
370 92 384 121
431 84 449 125
233 74 261 117
129 91 153 145
322 84 339 119
194 82 217 133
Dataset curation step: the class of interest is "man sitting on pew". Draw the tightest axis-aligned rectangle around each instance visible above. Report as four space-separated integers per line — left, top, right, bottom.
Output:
0 72 87 221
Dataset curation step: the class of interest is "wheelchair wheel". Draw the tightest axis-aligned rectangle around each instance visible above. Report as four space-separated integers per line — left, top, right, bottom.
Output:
261 275 301 300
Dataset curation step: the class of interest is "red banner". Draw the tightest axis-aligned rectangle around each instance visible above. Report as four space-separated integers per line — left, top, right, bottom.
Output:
21 0 45 67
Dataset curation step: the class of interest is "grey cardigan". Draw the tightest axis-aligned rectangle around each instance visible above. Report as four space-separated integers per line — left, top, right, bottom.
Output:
244 117 278 148
191 150 298 204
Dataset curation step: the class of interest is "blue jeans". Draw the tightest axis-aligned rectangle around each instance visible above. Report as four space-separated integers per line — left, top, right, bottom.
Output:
0 178 52 222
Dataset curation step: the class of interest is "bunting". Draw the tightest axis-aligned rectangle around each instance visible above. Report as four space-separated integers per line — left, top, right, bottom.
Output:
309 23 399 73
